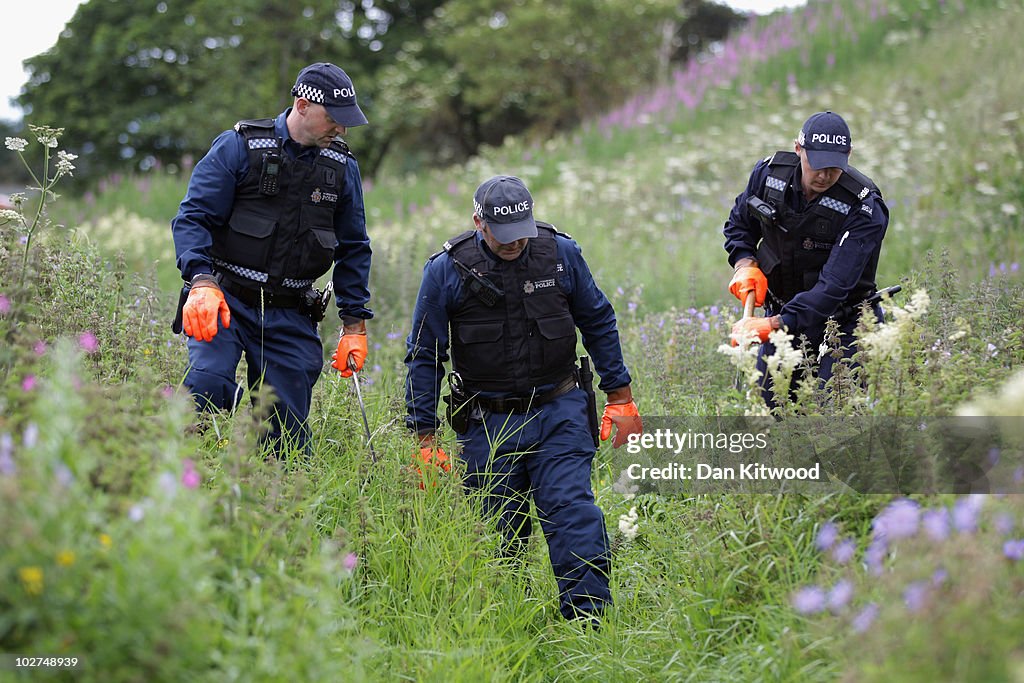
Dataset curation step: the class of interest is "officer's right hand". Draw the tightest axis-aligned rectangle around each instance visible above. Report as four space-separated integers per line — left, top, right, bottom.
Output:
332 332 368 378
182 281 231 342
728 263 767 307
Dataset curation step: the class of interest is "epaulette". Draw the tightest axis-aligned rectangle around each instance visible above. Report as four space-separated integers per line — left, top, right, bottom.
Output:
767 150 799 167
429 230 476 261
328 138 355 159
233 118 276 133
536 221 571 240
836 165 879 201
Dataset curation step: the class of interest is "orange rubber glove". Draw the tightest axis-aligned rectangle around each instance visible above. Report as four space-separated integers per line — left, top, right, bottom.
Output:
413 446 451 489
728 266 768 307
730 316 777 346
600 401 643 449
182 281 231 343
331 333 368 377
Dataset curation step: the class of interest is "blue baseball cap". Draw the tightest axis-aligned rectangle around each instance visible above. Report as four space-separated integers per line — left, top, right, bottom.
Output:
291 63 368 127
473 175 538 243
798 111 852 170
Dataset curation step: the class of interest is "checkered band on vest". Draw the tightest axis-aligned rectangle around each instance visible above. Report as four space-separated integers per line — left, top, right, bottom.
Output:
247 138 277 150
214 260 314 289
293 83 325 103
320 148 348 164
820 197 851 215
766 176 787 192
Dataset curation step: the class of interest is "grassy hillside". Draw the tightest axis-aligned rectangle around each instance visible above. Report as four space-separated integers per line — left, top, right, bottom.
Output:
3 0 1024 681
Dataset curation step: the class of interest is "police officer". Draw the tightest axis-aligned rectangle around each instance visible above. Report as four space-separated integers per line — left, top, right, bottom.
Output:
724 111 889 407
404 175 642 624
172 62 373 454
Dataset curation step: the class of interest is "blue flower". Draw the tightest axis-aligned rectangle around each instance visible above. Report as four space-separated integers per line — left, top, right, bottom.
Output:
791 585 827 615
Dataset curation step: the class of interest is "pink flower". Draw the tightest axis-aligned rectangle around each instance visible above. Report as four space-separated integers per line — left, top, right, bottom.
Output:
0 294 10 315
33 341 47 356
21 375 36 392
182 459 200 489
343 552 358 572
78 331 99 354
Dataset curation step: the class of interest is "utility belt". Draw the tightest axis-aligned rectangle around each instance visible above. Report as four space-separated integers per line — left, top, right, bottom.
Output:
766 285 900 323
472 375 578 414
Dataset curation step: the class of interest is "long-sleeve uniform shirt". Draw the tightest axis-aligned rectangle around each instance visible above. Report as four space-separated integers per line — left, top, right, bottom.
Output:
723 157 889 335
405 232 631 435
171 110 372 320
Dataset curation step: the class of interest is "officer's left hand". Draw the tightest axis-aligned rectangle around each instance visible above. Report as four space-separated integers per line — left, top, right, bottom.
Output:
730 316 778 346
601 400 643 449
332 332 368 377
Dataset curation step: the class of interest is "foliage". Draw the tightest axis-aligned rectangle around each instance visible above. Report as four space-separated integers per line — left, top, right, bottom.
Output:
4 1 1024 681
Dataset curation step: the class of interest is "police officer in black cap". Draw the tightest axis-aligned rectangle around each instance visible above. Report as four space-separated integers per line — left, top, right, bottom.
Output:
723 111 890 407
404 175 643 624
171 62 373 454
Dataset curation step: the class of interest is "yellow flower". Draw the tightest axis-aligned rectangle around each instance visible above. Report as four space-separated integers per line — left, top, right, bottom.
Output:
57 550 76 567
99 533 112 550
18 566 44 595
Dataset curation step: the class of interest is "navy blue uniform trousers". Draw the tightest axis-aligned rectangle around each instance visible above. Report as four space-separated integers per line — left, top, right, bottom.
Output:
459 387 612 620
184 289 324 453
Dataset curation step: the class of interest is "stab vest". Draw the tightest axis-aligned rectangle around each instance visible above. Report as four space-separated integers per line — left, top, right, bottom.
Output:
446 223 578 394
756 151 880 305
209 118 351 290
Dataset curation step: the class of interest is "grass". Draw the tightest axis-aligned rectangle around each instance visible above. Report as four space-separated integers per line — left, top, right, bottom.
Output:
4 0 1024 681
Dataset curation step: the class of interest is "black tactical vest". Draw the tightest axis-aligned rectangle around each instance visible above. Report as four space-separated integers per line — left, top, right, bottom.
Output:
756 151 880 306
446 223 578 393
209 118 351 290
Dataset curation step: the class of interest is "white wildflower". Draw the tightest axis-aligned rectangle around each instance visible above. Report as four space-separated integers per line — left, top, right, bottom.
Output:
618 506 639 541
5 137 28 152
975 182 998 196
947 330 966 342
55 150 78 177
0 209 23 223
859 289 929 361
1001 203 1018 216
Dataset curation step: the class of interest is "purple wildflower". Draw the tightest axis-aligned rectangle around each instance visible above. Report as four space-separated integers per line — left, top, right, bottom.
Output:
791 585 827 615
0 294 10 315
851 603 879 634
33 340 47 356
932 567 948 586
864 538 887 576
343 552 359 572
1003 539 1024 561
872 498 920 541
815 522 839 551
995 512 1015 535
903 581 929 613
23 423 39 449
182 459 200 489
21 375 36 392
831 538 857 564
952 495 985 534
921 507 950 541
826 579 854 613
78 331 99 353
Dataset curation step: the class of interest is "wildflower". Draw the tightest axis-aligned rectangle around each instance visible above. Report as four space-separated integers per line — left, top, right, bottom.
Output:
851 602 879 633
99 533 112 550
1003 539 1024 561
903 581 929 613
23 423 39 449
0 435 15 476
182 459 200 489
128 504 146 522
618 506 639 541
56 550 76 567
872 498 919 541
33 340 47 356
0 294 10 315
5 137 28 152
1002 203 1019 216
0 209 22 224
21 375 37 392
343 552 359 572
54 464 73 488
55 150 78 177
995 512 1014 535
791 585 827 615
831 538 857 564
864 539 887 576
921 507 950 541
18 566 44 595
952 495 985 534
78 331 99 354
157 471 178 497
815 522 839 551
826 579 854 613
932 568 948 586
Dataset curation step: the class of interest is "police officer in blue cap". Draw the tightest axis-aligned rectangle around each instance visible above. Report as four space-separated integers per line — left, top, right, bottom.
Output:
404 175 643 624
723 111 890 407
172 62 373 454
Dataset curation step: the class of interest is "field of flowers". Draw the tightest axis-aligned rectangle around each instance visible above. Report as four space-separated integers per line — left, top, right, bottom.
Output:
3 0 1024 681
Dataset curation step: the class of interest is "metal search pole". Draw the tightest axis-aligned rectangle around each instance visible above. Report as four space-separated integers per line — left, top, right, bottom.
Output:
348 357 378 462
